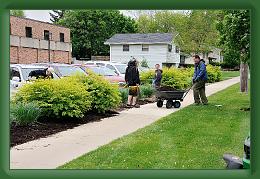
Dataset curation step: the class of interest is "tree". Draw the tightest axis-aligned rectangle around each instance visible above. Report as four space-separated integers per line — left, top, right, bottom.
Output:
10 10 25 17
136 10 220 57
140 59 149 68
174 10 220 57
49 10 67 23
217 10 250 92
57 10 137 60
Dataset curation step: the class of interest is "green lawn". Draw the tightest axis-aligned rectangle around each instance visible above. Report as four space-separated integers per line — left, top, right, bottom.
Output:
221 71 240 80
59 83 250 169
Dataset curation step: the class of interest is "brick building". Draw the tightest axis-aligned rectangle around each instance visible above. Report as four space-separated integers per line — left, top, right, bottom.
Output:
10 16 72 64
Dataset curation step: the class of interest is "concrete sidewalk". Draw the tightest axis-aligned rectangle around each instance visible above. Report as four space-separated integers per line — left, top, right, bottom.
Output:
10 77 240 169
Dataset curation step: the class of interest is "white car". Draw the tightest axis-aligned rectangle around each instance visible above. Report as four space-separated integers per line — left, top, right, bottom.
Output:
83 61 127 77
10 64 59 94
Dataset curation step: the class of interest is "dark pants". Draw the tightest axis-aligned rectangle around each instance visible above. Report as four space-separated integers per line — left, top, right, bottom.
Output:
193 80 208 104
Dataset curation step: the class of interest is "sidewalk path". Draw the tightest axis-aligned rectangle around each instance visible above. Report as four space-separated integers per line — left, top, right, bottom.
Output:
10 77 240 169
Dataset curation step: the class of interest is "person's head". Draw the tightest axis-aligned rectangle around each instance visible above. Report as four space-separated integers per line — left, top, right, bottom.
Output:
46 67 54 76
193 55 200 64
155 64 160 70
128 59 138 67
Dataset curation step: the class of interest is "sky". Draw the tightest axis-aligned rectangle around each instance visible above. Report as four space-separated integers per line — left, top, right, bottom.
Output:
24 10 187 23
24 10 133 23
24 10 52 22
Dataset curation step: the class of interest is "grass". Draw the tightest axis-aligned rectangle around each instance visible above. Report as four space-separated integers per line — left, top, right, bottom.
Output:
59 83 250 169
221 71 240 80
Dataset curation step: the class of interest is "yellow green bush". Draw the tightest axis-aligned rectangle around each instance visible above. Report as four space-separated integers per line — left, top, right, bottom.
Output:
69 73 121 113
206 64 222 83
140 65 221 89
13 78 92 118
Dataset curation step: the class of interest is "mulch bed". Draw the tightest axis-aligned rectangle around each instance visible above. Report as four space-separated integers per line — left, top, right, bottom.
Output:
11 99 156 148
10 111 118 147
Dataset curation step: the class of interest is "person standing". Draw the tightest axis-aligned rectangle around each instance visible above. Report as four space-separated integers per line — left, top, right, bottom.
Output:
153 64 163 88
125 59 140 108
192 55 208 105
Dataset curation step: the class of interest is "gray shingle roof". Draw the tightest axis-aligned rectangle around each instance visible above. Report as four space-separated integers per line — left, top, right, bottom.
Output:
104 33 174 45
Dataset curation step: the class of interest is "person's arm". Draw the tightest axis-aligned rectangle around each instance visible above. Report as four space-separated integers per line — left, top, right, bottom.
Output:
195 62 206 81
192 66 197 80
136 68 140 85
125 67 129 83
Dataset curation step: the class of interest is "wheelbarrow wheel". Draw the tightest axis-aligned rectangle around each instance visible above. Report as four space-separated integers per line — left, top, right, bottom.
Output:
173 101 181 108
157 100 163 108
166 100 173 109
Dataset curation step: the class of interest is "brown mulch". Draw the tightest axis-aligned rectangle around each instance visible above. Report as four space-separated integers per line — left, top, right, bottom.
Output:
11 98 156 148
10 111 118 147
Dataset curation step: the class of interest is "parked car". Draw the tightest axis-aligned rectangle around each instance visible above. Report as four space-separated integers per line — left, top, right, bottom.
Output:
74 64 126 86
83 61 127 77
32 63 86 77
10 64 60 94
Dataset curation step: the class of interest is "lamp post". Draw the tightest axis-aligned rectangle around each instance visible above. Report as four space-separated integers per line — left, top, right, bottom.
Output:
48 32 52 63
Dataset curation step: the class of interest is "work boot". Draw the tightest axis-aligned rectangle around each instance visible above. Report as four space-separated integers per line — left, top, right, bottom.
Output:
132 104 140 108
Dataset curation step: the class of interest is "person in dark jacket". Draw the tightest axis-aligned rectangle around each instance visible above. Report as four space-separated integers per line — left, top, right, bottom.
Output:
153 64 163 88
192 55 208 105
125 59 140 108
28 67 54 79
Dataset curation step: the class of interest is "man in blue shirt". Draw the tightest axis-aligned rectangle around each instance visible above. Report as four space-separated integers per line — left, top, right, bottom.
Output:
192 55 208 105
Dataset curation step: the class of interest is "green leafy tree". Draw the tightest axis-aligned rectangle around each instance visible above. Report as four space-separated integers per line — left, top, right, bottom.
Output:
140 59 149 68
49 10 67 23
217 10 250 92
174 10 220 57
10 10 25 17
58 10 137 59
136 10 220 57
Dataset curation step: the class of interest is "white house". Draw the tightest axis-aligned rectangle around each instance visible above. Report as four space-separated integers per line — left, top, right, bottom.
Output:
181 48 224 65
104 33 181 68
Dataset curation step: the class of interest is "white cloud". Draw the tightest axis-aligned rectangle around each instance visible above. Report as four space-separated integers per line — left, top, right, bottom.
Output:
24 10 52 23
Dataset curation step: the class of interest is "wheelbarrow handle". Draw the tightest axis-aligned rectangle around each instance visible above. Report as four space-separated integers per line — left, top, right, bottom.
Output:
181 84 194 100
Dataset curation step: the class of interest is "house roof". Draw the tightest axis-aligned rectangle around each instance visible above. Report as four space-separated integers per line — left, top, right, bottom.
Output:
104 33 174 45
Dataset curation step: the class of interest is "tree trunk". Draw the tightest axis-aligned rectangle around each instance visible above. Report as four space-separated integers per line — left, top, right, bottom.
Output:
240 62 248 93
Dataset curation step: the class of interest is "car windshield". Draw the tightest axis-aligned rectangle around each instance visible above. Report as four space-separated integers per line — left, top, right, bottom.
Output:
21 68 59 80
114 64 127 74
88 67 117 76
56 66 86 76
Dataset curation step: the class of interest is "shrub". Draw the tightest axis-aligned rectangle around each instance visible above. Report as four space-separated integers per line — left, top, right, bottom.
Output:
140 68 193 89
140 69 155 85
119 88 128 104
140 65 221 89
70 73 121 113
10 102 41 125
206 64 222 83
139 85 155 99
14 78 92 118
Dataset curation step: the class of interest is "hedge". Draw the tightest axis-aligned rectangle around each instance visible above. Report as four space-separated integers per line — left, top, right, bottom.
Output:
13 73 122 119
69 73 121 113
140 65 221 89
13 78 92 118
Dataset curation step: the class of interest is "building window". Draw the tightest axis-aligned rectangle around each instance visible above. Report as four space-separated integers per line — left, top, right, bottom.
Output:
60 33 64 42
168 44 172 52
44 30 50 40
123 44 129 52
142 44 149 51
25 27 32 38
175 46 180 53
